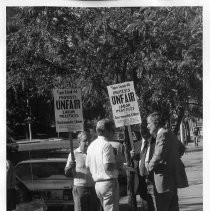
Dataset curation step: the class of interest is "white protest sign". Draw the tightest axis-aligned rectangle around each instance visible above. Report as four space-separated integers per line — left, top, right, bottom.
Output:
53 88 84 132
107 81 141 127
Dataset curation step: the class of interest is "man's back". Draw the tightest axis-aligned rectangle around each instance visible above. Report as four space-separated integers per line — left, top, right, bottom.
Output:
149 128 180 192
86 136 118 182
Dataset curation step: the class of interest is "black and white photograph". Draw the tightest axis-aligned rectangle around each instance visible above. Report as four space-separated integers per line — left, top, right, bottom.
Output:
3 1 209 211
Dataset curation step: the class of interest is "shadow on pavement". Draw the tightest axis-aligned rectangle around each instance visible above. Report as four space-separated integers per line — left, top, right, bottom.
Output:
179 202 203 211
180 196 202 200
185 147 203 153
188 181 203 186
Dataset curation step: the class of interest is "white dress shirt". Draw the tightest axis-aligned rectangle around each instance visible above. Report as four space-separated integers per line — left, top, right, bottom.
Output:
86 136 118 182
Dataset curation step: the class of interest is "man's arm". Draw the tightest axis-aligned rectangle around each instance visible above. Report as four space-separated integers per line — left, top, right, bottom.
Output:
85 150 90 170
177 139 186 157
103 143 119 172
104 163 117 171
130 150 140 161
65 153 76 177
148 132 167 172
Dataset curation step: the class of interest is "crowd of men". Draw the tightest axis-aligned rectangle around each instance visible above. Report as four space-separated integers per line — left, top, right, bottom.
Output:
64 112 188 211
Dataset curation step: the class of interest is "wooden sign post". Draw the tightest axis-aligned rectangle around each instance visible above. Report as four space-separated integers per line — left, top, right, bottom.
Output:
127 125 134 151
69 132 75 162
124 126 137 211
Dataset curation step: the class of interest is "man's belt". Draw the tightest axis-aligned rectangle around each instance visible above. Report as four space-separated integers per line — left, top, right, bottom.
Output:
96 178 117 182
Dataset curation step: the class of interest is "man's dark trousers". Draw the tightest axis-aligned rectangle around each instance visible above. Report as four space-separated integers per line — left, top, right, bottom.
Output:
72 186 99 211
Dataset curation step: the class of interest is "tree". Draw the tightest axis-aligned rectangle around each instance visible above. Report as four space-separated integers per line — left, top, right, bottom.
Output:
7 6 202 134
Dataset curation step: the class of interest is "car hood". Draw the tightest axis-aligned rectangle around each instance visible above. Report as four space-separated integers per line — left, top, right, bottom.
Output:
23 179 73 190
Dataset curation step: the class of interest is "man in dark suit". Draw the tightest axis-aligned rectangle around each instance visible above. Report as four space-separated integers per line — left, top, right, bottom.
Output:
146 112 185 211
130 120 157 211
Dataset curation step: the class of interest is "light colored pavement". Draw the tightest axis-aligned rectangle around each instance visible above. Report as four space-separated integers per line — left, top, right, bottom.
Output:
178 139 203 211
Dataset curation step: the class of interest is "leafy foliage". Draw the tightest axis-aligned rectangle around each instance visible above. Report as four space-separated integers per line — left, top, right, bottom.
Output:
6 7 202 134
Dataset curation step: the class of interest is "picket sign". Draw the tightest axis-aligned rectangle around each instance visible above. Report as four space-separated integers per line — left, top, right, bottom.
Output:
107 81 141 151
53 88 84 162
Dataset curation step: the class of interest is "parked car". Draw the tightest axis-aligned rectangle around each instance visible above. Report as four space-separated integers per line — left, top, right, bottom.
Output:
15 176 47 211
15 158 74 210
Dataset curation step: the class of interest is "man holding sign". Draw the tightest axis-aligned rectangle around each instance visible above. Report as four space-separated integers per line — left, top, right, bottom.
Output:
65 131 99 211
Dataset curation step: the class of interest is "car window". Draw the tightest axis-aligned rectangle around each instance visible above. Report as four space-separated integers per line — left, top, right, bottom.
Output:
16 162 72 180
16 164 33 180
16 176 32 204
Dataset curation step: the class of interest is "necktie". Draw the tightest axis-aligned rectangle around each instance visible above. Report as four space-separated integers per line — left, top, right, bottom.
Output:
148 137 156 161
139 141 148 176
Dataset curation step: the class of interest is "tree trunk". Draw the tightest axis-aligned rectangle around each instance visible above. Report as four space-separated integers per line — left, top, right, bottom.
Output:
173 107 185 135
124 127 137 211
180 120 185 144
185 120 191 144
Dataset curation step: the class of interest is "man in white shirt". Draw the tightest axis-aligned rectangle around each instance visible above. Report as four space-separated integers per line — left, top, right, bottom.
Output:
65 131 99 211
86 118 122 211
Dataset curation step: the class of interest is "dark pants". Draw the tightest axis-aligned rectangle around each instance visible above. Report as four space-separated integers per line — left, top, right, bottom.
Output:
155 188 179 211
72 186 100 211
138 175 157 211
146 179 157 211
7 189 16 211
194 136 199 147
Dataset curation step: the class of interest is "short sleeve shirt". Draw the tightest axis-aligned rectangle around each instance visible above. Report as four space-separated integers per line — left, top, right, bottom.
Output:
86 136 118 182
66 148 94 187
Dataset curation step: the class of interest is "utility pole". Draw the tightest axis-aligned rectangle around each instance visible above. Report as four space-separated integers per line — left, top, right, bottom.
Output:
26 98 32 141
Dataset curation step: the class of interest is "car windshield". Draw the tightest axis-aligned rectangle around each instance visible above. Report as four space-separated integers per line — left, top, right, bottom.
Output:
16 162 72 180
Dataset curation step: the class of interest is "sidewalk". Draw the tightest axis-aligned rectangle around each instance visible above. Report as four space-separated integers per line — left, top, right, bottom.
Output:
119 139 203 211
178 139 203 211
